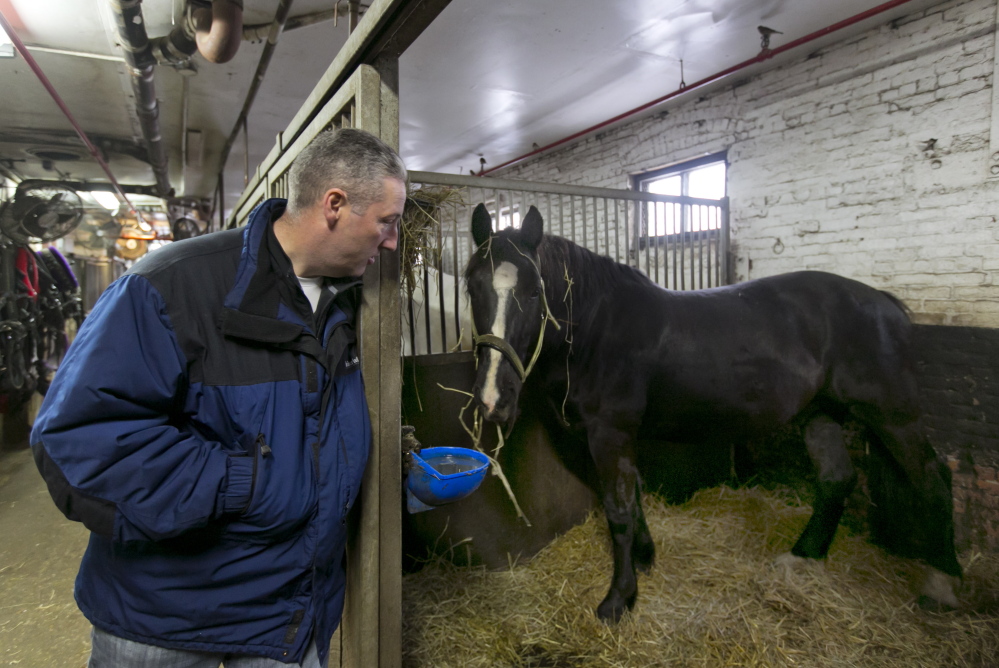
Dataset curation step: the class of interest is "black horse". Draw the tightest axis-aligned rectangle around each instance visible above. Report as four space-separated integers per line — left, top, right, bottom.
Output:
464 203 961 622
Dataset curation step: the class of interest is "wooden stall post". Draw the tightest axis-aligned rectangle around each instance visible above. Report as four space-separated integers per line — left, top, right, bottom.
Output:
342 60 403 668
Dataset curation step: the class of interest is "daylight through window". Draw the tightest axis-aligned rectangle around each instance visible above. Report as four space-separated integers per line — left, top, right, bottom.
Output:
635 154 727 237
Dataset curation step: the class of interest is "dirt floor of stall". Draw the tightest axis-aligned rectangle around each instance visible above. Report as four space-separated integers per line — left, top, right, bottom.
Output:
0 446 91 667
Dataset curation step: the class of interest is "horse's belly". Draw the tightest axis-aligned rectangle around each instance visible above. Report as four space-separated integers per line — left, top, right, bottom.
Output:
643 362 821 443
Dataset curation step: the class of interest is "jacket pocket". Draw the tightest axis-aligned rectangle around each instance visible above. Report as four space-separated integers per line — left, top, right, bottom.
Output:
225 432 317 542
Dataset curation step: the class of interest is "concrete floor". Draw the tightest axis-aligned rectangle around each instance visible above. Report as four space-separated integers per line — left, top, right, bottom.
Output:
0 446 91 667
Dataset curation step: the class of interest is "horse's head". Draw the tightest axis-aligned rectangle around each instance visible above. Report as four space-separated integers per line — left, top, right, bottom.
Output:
464 203 549 425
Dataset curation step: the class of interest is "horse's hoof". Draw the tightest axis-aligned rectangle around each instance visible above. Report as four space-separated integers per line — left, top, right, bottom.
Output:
596 592 635 623
773 552 823 572
919 568 959 610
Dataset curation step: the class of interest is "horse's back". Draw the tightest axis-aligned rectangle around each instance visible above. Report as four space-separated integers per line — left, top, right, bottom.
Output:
608 271 917 440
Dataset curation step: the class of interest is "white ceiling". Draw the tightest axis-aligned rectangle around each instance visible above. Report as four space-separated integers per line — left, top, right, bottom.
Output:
0 0 942 214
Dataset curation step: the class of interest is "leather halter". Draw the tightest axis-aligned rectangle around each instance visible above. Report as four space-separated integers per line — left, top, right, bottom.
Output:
471 265 560 384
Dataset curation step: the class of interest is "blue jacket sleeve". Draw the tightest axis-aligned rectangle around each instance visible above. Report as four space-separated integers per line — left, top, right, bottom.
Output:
30 274 255 543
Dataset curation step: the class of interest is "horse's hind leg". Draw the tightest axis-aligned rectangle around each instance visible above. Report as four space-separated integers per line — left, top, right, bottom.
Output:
861 417 962 607
791 414 857 560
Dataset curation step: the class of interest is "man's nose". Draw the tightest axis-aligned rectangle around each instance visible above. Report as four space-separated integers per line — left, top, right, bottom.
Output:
380 224 399 252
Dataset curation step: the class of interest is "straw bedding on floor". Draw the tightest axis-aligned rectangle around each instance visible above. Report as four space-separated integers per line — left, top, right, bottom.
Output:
402 485 999 667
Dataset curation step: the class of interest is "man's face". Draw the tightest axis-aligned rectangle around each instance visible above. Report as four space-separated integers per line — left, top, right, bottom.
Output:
330 177 406 277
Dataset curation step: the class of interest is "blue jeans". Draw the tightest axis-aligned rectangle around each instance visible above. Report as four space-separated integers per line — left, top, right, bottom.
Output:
88 627 328 668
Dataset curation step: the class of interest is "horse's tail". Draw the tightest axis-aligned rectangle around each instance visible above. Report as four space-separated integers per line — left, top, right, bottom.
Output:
880 290 912 321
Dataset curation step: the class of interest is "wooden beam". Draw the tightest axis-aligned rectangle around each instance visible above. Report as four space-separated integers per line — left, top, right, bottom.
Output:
280 0 452 156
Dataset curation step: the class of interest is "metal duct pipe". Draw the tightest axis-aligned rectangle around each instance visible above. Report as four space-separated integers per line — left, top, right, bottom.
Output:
193 0 243 64
150 22 198 66
243 7 344 42
217 0 294 183
108 0 173 198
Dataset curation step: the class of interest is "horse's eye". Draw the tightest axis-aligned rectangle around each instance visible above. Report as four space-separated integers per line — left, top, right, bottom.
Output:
530 288 541 300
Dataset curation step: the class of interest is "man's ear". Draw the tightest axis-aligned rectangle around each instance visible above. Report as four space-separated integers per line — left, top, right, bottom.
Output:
322 188 349 227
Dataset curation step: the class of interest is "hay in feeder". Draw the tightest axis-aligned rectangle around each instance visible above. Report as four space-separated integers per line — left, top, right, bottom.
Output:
402 485 999 667
402 185 465 298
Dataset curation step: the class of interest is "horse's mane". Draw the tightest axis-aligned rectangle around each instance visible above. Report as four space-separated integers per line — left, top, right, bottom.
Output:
537 234 654 302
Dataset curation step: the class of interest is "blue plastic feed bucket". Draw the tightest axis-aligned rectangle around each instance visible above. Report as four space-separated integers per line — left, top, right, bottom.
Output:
407 447 490 506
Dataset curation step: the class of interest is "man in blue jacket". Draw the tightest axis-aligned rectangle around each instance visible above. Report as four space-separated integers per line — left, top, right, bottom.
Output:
31 128 406 667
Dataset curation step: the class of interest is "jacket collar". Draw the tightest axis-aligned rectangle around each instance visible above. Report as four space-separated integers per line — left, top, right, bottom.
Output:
218 199 365 349
220 199 310 344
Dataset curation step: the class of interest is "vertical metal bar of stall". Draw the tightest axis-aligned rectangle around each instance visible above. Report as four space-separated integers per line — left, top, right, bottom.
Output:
624 200 632 268
590 197 597 253
701 207 711 288
613 199 620 264
558 195 565 238
452 198 461 351
705 206 713 288
662 200 670 289
715 205 721 284
570 196 577 244
681 207 688 291
674 202 682 290
587 197 595 254
492 189 500 232
437 211 447 352
407 292 416 356
545 193 555 243
690 206 697 290
721 200 730 286
602 198 609 260
643 202 651 279
665 202 677 290
422 261 432 354
590 197 598 255
522 190 529 228
696 206 703 289
652 202 661 286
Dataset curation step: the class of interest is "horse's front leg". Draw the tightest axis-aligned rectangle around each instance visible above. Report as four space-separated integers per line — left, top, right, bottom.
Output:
587 421 644 622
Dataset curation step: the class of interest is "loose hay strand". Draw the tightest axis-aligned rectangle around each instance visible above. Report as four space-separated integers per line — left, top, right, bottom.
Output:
435 383 532 526
403 485 999 668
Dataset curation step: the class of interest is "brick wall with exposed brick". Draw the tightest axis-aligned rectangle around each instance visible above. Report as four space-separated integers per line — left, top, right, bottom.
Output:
497 0 999 329
915 325 999 552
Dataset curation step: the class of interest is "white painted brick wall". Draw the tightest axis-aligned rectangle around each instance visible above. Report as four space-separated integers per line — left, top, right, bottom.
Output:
498 0 999 327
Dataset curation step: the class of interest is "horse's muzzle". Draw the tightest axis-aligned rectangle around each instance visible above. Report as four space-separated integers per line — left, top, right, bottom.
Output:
474 389 513 424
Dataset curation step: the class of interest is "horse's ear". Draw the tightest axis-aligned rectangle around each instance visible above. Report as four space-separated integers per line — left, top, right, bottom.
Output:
520 206 544 250
471 203 493 248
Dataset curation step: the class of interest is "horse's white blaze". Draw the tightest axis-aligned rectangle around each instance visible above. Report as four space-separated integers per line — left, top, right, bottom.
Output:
481 261 519 412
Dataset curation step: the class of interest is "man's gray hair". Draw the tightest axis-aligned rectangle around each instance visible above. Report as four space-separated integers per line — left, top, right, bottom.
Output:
287 128 407 214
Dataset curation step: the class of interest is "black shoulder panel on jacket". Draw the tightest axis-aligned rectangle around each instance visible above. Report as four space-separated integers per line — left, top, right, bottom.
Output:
32 444 116 537
126 228 299 387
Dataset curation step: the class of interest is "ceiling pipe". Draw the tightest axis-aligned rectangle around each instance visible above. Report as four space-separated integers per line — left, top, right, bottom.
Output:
479 0 918 177
193 0 243 64
217 0 294 191
108 0 173 198
243 7 344 42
